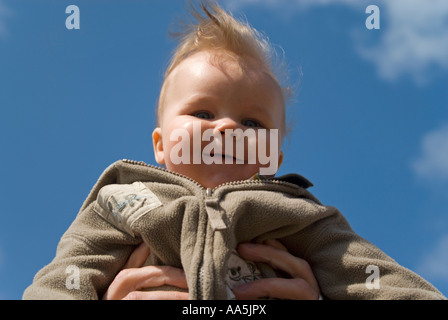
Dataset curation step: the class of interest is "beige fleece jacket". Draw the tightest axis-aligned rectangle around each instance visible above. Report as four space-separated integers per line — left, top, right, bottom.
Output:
23 159 446 300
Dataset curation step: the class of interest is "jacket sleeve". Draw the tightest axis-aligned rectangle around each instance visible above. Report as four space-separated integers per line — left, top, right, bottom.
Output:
281 206 446 300
22 200 141 300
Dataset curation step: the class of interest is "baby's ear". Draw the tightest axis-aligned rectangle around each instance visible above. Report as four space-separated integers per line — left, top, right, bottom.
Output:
152 128 165 165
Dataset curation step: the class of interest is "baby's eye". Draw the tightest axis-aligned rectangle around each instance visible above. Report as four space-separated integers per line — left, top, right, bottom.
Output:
242 119 261 128
194 111 213 120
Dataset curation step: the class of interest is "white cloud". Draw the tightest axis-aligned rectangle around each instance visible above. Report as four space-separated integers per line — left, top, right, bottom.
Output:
412 124 448 182
417 235 448 283
358 0 448 84
225 0 448 84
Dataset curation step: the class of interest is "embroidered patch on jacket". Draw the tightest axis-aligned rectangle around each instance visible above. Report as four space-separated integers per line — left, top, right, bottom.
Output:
225 250 263 299
94 181 162 236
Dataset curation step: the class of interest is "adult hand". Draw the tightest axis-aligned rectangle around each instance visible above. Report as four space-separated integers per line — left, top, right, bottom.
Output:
102 243 189 300
233 239 321 300
103 239 321 300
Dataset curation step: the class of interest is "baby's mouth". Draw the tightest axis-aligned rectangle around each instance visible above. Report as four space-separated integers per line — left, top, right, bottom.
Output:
208 152 244 163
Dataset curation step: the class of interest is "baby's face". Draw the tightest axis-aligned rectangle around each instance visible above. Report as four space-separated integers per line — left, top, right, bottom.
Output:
153 50 285 189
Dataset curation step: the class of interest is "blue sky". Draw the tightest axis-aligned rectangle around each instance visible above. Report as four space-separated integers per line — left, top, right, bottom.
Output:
1 0 447 299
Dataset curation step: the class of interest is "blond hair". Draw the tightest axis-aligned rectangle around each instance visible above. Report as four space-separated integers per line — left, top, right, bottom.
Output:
157 0 291 133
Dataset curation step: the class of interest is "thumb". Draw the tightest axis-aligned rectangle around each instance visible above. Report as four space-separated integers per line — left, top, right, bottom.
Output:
124 242 151 269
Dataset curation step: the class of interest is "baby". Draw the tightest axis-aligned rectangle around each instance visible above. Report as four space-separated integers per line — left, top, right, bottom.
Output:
23 1 445 300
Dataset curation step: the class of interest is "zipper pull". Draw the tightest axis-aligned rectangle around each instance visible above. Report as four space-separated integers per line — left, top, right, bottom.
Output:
206 188 213 197
204 188 227 231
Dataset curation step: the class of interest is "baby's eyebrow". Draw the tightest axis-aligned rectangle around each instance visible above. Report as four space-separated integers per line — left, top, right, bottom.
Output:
246 104 271 114
183 94 276 124
243 104 275 122
184 94 218 107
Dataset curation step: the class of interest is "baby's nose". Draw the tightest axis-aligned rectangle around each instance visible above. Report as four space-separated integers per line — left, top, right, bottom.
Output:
214 118 240 134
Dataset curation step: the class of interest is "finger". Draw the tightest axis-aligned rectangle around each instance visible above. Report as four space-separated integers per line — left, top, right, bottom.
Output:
262 239 287 252
123 290 189 300
103 266 188 300
233 278 318 300
237 243 319 293
124 242 151 269
238 242 311 279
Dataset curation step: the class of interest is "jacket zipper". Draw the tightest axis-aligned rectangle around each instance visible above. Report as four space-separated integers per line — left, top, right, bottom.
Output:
122 159 299 193
121 158 300 299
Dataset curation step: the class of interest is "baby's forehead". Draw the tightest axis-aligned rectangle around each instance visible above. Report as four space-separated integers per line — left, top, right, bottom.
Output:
172 50 273 81
170 52 283 105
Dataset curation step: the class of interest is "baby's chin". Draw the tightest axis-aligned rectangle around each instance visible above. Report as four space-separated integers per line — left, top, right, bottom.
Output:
197 174 249 189
168 163 261 189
